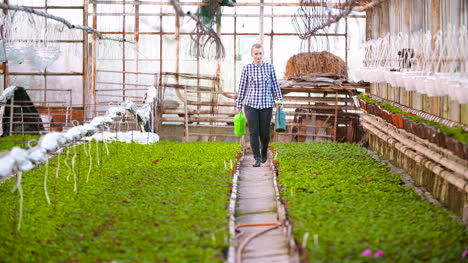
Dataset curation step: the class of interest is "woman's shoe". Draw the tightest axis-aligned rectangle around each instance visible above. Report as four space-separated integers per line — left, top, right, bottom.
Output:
261 157 267 163
253 158 261 167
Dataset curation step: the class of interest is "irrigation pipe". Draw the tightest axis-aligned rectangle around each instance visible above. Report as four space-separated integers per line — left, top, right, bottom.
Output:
361 120 467 192
361 114 468 179
235 222 282 263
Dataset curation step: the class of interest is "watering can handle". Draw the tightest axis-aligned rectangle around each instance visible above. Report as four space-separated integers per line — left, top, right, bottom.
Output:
275 100 283 109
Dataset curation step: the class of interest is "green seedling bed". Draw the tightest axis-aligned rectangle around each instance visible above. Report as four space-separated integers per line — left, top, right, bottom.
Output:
0 141 240 263
273 142 467 263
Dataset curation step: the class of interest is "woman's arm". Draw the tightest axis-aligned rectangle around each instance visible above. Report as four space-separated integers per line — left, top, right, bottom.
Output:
236 66 248 110
270 65 283 102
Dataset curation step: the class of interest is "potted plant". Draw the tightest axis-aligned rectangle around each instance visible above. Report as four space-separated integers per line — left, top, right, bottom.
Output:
359 98 367 111
403 115 415 133
391 114 404 129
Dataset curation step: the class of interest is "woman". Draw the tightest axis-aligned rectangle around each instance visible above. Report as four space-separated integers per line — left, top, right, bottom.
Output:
236 43 283 167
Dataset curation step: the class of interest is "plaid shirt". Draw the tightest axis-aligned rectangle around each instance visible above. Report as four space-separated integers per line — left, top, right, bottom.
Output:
236 62 283 109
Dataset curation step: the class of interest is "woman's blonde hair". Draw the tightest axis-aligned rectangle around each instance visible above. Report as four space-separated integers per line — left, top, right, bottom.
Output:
251 43 263 53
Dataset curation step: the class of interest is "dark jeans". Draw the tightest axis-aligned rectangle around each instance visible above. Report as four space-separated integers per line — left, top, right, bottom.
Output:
244 105 273 159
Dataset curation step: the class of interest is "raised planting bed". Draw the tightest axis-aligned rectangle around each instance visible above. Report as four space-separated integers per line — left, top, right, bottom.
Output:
0 141 240 262
272 142 467 262
357 93 467 159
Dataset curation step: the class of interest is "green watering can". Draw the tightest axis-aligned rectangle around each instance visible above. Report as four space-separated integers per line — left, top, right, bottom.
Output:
234 113 246 136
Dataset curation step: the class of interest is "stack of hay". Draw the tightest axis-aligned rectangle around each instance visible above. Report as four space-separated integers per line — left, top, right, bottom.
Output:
281 51 347 87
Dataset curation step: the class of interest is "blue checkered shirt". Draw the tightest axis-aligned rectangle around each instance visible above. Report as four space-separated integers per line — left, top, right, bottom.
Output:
236 62 283 109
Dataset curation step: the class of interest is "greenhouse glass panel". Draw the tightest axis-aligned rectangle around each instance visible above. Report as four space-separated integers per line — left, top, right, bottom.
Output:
10 76 44 99
47 9 83 26
235 17 260 34
48 0 83 6
162 16 176 33
47 76 82 106
9 0 44 6
273 16 299 34
220 16 235 34
138 61 161 74
47 44 83 73
139 16 162 32
96 16 124 32
138 35 161 60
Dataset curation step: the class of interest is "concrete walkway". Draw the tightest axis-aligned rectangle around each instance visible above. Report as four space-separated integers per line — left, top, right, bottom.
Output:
232 153 298 263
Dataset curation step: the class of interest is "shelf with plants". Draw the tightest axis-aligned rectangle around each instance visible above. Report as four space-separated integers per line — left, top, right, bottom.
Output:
357 93 467 159
272 142 468 262
0 141 240 262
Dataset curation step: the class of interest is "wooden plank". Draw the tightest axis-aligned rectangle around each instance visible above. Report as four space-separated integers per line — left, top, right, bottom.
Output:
333 91 339 141
8 72 84 76
37 107 84 125
189 133 238 137
16 5 84 9
461 104 468 125
91 0 98 110
233 5 238 92
281 85 359 92
90 1 354 7
402 0 411 34
188 102 236 106
96 81 149 87
184 86 189 142
97 70 155 75
122 2 127 100
164 109 237 115
83 0 88 120
134 0 139 42
365 7 373 43
186 90 238 94
274 132 333 138
188 125 233 128
429 0 441 34
99 31 347 37
380 0 390 38
282 96 354 103
282 104 357 110
345 17 348 66
161 116 233 122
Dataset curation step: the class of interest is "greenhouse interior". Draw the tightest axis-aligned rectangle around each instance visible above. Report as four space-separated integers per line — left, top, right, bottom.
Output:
0 0 467 262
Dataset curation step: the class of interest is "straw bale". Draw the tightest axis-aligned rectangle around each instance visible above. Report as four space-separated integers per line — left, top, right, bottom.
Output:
284 51 347 80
